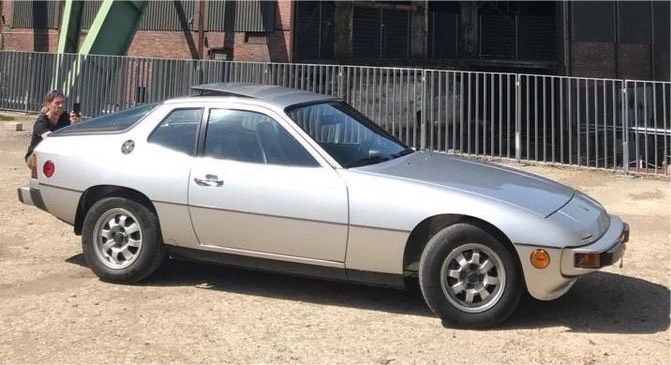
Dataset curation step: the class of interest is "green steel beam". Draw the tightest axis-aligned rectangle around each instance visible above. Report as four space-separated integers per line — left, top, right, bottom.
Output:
57 0 84 54
57 0 147 97
79 0 148 56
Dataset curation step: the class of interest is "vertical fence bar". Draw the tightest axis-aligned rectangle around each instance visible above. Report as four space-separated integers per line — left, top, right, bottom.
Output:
634 81 639 172
623 82 629 174
577 78 582 166
652 83 658 173
452 72 457 152
436 72 441 151
643 83 648 172
446 72 451 152
602 80 607 168
585 78 590 167
429 71 434 150
534 76 538 160
475 73 479 154
420 70 427 150
568 78 573 165
506 75 518 157
525 76 529 159
551 77 555 162
610 82 624 169
542 77 546 161
559 78 564 164
467 73 472 154
594 80 599 167
489 74 494 156
664 84 668 174
515 74 521 161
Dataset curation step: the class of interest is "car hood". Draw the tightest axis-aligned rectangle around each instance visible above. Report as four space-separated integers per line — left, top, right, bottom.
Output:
355 152 574 217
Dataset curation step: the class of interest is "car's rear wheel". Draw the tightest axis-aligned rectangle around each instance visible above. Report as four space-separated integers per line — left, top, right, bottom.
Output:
82 197 164 283
419 223 522 328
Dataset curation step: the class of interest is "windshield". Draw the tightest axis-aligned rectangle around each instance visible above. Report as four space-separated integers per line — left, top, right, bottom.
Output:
286 101 413 168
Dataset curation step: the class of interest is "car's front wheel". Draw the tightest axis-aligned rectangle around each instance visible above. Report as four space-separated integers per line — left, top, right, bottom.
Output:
82 197 165 283
419 223 522 328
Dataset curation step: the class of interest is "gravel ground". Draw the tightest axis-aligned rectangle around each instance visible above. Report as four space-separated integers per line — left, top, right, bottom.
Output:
0 116 669 365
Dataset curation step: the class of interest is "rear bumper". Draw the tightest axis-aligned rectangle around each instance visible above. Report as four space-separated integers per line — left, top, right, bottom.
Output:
17 180 47 212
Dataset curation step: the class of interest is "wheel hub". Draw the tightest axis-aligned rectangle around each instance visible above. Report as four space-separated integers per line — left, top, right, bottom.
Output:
93 208 144 270
440 243 507 313
113 231 126 244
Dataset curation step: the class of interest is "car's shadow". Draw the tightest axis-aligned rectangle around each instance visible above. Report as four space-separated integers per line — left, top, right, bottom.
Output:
67 254 669 333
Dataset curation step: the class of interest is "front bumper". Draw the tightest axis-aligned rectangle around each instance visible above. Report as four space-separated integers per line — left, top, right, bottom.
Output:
17 179 47 211
560 217 628 276
515 214 629 301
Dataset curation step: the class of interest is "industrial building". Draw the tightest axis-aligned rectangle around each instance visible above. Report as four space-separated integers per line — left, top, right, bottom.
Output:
0 1 668 81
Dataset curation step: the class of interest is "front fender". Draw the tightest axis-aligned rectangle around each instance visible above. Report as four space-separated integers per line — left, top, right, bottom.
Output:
339 169 578 275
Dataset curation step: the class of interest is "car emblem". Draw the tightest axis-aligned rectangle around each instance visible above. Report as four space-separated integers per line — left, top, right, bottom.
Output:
121 140 135 154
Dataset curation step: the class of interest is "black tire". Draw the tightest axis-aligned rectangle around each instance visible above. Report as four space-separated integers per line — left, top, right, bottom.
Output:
82 197 165 283
419 223 522 328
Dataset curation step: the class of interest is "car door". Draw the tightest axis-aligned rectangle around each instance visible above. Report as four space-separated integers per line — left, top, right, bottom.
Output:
188 106 349 264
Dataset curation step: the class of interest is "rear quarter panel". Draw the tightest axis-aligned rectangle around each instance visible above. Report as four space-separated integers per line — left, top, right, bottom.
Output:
33 105 198 246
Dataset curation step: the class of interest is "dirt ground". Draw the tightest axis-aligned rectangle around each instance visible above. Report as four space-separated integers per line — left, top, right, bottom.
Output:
0 114 669 365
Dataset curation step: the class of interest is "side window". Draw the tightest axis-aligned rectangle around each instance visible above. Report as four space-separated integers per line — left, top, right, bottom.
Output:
204 109 319 167
148 108 202 155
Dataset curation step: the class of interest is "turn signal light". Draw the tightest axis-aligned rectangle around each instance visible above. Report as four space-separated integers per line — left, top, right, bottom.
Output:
574 253 601 269
43 160 55 178
530 249 550 269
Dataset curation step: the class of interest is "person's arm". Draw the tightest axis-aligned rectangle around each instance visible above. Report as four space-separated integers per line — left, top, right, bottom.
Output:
33 118 51 139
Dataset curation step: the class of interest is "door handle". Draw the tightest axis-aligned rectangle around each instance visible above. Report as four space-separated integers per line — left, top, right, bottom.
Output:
194 174 224 187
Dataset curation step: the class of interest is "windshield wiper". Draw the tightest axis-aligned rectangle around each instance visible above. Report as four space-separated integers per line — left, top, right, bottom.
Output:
391 148 415 158
345 155 392 168
346 148 414 168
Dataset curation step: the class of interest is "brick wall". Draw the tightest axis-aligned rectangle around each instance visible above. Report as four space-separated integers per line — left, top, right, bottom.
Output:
571 42 616 79
617 43 652 81
1 28 59 52
1 0 57 52
127 31 201 59
1 0 11 28
571 41 668 81
1 0 294 62
653 44 670 81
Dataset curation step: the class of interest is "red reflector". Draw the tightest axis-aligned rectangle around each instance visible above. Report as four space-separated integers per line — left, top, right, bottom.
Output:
43 160 55 178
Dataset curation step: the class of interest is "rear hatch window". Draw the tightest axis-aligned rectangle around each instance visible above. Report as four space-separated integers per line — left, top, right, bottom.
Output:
51 103 159 136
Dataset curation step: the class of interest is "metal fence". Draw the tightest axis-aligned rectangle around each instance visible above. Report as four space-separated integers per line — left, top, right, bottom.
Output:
1 50 669 175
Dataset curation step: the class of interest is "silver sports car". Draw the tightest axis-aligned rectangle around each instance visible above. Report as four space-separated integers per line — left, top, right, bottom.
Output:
18 83 628 328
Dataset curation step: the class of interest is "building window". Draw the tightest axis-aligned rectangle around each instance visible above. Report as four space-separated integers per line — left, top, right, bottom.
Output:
294 1 335 61
352 6 410 60
10 1 60 29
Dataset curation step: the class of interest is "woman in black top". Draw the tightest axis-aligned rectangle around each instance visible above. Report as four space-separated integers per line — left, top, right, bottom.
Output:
25 89 81 171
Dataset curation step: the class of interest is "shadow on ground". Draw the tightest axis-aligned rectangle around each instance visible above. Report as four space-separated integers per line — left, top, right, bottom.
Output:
67 254 669 333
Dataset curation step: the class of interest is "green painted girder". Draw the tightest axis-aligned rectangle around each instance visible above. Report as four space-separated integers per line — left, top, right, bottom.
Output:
80 0 148 56
57 0 84 54
57 0 148 56
56 0 148 95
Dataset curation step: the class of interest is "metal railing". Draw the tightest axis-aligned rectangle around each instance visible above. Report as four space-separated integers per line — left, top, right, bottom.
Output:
1 50 669 175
